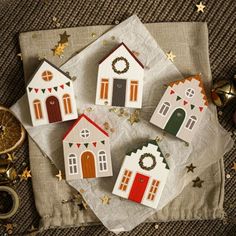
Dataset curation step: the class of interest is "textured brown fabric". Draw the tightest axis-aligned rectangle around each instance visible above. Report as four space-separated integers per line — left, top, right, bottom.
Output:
0 0 235 235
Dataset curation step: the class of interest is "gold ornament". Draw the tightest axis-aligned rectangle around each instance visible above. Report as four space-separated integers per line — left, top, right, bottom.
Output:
211 79 236 107
101 195 111 205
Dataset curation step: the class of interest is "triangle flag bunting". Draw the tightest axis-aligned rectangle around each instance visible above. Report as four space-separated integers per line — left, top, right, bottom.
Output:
28 87 33 92
53 87 58 91
84 143 89 148
34 88 39 93
101 140 105 145
176 96 181 101
92 142 97 147
66 82 70 87
183 100 188 105
76 143 81 148
60 84 64 89
170 90 175 95
190 104 195 110
199 107 203 112
41 89 46 93
69 143 73 148
48 88 52 93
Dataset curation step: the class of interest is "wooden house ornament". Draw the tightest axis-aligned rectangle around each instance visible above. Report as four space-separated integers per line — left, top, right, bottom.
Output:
150 75 208 143
112 140 169 209
95 42 144 108
26 59 77 126
63 114 112 180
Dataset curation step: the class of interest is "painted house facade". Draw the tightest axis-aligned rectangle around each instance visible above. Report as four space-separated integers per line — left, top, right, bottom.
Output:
63 114 112 180
112 141 169 209
26 59 77 126
95 42 144 108
150 75 208 143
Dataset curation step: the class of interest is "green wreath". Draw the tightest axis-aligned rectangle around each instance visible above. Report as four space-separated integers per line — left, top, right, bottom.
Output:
139 153 157 171
112 57 129 74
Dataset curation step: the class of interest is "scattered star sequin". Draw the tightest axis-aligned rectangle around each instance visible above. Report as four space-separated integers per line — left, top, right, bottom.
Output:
18 167 31 181
192 177 204 188
101 195 111 205
186 163 196 173
128 109 140 125
231 162 236 172
166 51 176 62
56 170 63 181
226 173 231 179
196 2 206 13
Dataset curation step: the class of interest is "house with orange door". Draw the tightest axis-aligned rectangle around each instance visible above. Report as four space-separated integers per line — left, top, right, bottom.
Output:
150 75 208 143
26 59 77 126
95 42 144 108
112 140 169 209
62 114 112 180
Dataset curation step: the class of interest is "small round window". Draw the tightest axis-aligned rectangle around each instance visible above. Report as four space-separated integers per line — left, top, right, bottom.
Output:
80 129 90 138
42 71 53 81
185 88 195 98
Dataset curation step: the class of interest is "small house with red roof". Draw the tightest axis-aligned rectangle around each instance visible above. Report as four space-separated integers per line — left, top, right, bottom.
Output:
63 114 112 180
150 75 208 143
95 42 144 108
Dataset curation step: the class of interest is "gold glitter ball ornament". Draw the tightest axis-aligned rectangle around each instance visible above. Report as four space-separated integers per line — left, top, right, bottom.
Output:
211 79 236 107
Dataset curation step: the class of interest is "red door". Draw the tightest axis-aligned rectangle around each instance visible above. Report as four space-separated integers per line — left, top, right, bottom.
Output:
46 96 62 123
128 173 149 203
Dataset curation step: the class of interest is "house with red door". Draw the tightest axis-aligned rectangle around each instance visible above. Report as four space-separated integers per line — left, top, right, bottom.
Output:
95 42 144 108
150 75 208 143
62 114 112 180
26 59 77 126
112 140 169 209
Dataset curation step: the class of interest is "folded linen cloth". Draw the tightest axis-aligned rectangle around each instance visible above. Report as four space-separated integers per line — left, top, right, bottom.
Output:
11 17 233 231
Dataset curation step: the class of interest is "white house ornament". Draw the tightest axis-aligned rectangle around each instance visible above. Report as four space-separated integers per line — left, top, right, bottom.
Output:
62 114 113 180
150 75 208 143
26 59 78 126
95 42 144 108
112 140 169 209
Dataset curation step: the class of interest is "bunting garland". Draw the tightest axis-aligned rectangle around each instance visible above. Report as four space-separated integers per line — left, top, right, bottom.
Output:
65 140 106 149
28 81 70 94
170 89 204 112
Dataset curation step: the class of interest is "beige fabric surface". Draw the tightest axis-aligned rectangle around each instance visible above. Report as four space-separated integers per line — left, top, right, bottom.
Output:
19 22 226 230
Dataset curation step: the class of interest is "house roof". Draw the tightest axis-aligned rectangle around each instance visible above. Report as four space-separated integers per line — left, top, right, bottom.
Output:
126 140 169 169
169 75 208 106
63 114 109 140
27 59 71 86
99 42 144 69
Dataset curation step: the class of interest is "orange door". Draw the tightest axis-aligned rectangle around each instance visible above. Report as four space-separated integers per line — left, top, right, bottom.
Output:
81 151 96 178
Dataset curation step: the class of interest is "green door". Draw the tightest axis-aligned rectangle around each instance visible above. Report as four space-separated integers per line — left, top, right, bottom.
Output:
164 108 185 135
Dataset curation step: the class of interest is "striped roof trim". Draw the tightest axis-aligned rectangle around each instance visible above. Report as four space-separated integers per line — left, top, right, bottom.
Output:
169 75 208 106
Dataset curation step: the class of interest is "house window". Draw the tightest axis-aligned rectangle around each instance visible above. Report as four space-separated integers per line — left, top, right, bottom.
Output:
80 129 90 138
68 154 78 175
42 71 53 81
33 99 43 119
119 169 132 191
100 78 109 99
98 151 107 171
186 116 197 130
147 179 160 201
159 102 170 116
130 81 138 101
63 94 72 114
185 88 195 98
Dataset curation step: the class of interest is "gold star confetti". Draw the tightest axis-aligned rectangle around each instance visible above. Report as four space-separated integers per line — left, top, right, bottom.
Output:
154 224 159 229
6 153 15 162
52 16 61 28
59 31 70 44
166 51 176 62
17 53 22 61
196 2 206 13
186 163 196 173
128 109 140 125
192 177 204 188
25 225 38 236
4 223 14 234
101 195 111 205
52 43 66 57
18 167 31 181
231 162 236 171
56 170 63 181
